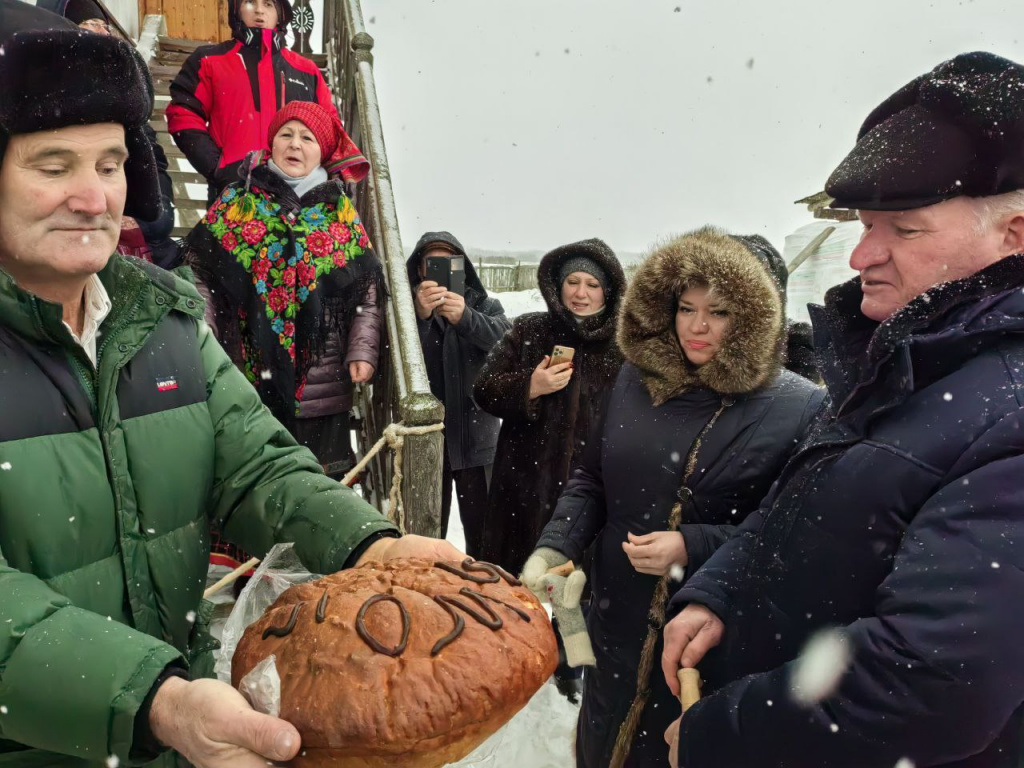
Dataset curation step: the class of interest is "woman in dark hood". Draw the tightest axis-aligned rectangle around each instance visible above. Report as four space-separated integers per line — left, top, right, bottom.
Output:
474 238 626 576
526 227 825 767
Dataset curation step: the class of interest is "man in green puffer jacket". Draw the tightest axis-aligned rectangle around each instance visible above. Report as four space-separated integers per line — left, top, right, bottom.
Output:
0 18 460 768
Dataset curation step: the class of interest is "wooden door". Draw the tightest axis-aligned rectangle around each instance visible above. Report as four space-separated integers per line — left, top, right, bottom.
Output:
141 0 231 43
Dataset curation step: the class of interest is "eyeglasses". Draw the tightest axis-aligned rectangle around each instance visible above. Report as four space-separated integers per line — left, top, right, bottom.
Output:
79 19 111 33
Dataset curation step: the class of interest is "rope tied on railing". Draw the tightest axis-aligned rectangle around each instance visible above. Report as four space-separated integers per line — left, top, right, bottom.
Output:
342 420 445 533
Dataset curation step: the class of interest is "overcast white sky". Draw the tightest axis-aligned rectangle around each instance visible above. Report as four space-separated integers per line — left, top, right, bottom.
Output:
361 0 1022 258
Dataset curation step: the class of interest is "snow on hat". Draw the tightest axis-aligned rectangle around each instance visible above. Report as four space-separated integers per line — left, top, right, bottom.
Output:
559 255 609 292
826 51 1024 211
268 101 370 183
0 28 161 220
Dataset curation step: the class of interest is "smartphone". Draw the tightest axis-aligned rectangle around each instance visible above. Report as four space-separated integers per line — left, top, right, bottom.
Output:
550 345 576 367
424 255 466 296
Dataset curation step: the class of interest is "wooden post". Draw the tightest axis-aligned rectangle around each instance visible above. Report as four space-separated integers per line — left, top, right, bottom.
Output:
786 226 836 276
324 1 444 538
399 393 445 537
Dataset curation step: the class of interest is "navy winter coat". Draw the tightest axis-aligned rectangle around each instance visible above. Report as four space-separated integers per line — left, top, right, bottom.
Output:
670 253 1024 768
407 232 511 471
537 228 825 767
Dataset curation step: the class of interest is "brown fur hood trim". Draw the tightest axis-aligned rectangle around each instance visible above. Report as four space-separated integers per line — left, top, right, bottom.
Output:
537 238 626 343
618 227 785 405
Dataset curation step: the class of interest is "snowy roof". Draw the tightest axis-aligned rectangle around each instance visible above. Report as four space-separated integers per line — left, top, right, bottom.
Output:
794 191 858 222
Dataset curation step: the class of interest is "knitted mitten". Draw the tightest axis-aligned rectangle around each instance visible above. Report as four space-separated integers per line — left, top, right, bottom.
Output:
539 570 596 667
521 547 569 604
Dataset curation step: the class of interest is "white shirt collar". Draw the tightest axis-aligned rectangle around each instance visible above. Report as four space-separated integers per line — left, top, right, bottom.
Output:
63 274 113 367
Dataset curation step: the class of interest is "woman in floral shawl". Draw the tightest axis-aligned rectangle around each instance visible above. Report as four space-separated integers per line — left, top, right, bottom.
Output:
185 101 385 481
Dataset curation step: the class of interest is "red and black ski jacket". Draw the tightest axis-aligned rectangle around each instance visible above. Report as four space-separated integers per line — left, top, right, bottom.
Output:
166 26 334 190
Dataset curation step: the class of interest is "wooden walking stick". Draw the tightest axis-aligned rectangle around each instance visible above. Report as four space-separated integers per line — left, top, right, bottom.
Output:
547 560 575 578
677 668 702 712
669 668 702 767
203 556 261 599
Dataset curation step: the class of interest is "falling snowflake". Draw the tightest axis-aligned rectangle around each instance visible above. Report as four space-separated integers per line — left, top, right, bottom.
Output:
0 706 7 714
106 756 120 768
669 564 685 582
790 628 851 706
943 392 953 402
992 561 1001 569
894 759 916 768
260 369 273 381
69 516 76 523
0 462 9 470
186 610 197 624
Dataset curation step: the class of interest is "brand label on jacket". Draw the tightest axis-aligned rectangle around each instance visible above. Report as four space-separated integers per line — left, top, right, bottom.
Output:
156 377 179 392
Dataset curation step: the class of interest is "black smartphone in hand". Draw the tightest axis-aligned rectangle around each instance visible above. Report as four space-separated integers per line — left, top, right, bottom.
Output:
424 255 466 296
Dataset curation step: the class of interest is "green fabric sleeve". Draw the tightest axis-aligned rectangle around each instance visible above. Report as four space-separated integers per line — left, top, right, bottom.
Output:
198 321 398 574
0 557 183 763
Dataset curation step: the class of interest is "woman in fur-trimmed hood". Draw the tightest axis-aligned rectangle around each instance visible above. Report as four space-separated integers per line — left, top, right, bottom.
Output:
529 227 825 768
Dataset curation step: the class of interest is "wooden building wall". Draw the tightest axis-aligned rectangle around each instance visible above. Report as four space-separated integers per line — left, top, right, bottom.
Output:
139 0 231 42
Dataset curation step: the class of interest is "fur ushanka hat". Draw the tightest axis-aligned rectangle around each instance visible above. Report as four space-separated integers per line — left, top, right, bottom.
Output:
0 27 160 220
826 51 1024 210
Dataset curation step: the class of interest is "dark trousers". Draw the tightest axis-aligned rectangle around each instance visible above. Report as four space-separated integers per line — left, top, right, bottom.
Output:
293 411 356 481
440 452 490 558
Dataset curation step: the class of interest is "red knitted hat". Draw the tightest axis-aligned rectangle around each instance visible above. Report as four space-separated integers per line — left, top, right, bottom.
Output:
267 101 369 183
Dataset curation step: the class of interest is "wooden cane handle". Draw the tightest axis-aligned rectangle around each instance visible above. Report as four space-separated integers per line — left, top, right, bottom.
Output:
203 556 261 599
546 561 575 578
678 668 702 712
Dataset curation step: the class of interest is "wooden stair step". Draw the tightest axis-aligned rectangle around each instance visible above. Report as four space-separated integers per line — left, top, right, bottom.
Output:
158 36 204 53
156 50 190 66
173 193 208 210
149 62 183 80
176 208 204 227
169 169 207 185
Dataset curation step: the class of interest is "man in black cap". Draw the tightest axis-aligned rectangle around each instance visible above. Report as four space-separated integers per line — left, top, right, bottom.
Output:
0 14 458 768
662 52 1024 768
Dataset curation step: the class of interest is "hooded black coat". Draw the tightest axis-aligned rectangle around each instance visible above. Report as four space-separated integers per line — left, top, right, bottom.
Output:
473 239 626 575
536 228 825 768
669 253 1024 768
407 232 511 471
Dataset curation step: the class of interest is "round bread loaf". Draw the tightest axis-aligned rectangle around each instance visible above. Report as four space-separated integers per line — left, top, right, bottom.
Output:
231 557 559 768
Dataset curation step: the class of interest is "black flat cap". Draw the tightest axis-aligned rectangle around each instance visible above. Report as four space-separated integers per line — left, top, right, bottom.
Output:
825 51 1024 211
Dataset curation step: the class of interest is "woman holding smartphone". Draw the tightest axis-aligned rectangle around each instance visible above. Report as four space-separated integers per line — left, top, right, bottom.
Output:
522 229 825 767
475 238 626 575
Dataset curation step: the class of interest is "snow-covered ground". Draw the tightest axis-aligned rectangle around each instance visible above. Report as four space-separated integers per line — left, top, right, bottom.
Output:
493 287 546 318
